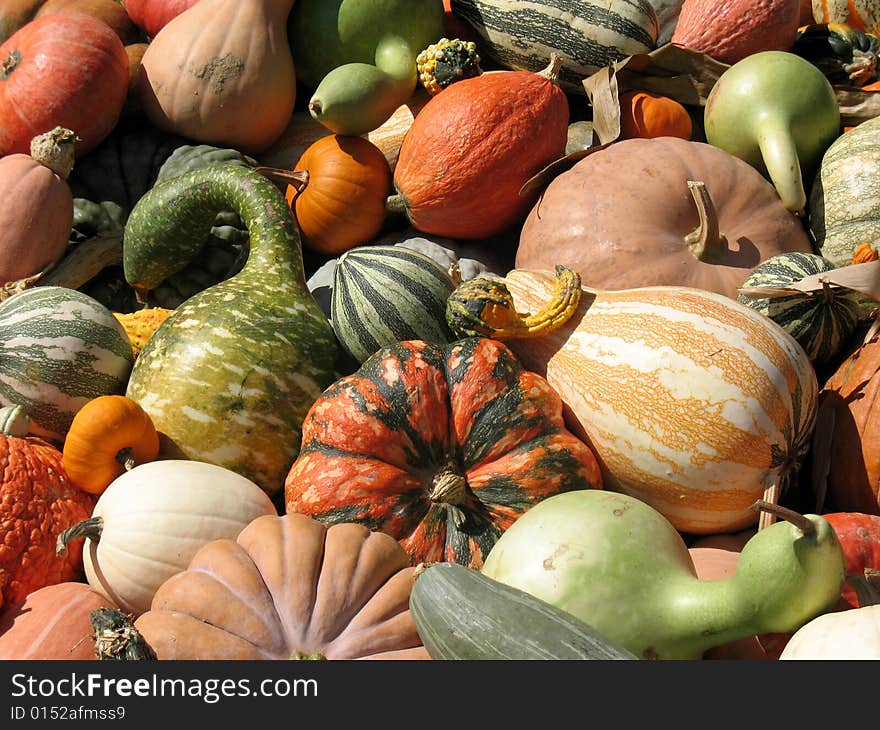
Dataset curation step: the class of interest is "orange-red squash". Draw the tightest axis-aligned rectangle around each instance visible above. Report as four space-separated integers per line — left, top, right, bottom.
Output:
387 58 569 240
285 337 603 567
122 0 200 38
0 12 129 156
618 90 693 140
0 582 118 660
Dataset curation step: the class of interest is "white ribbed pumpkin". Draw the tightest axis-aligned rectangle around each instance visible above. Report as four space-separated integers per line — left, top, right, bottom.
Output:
779 605 880 659
498 270 818 534
57 460 277 616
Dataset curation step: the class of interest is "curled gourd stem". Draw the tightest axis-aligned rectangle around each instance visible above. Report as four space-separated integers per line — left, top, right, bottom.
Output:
750 499 815 536
846 570 880 608
446 265 581 339
254 166 310 198
684 180 729 262
56 516 104 557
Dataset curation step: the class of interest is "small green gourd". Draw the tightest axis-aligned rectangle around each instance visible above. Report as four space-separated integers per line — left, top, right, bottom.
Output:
482 490 847 660
123 165 339 496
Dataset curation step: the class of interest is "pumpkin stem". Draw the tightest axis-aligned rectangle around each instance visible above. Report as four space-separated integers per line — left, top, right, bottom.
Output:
846 570 880 608
0 49 21 80
385 193 409 217
290 651 327 660
56 516 104 557
116 447 137 472
536 53 564 85
446 265 581 339
683 180 729 262
429 460 468 506
90 608 157 660
254 166 309 197
30 127 77 180
750 499 815 536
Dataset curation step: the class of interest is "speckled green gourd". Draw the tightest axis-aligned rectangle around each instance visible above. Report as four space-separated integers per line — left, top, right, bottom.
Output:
123 165 339 496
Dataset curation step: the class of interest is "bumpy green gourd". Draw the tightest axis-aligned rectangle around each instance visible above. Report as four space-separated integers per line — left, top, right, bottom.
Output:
482 490 846 660
123 165 339 496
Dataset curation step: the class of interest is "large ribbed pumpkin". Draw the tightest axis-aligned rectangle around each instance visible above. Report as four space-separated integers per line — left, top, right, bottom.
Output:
809 114 880 267
516 138 814 301
387 59 569 240
285 337 603 567
814 332 880 515
492 269 818 534
0 12 129 156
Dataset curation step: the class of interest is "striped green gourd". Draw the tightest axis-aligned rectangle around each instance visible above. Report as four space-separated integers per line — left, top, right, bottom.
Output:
330 245 457 363
450 0 659 93
123 165 338 496
737 252 862 368
0 286 133 441
410 562 638 660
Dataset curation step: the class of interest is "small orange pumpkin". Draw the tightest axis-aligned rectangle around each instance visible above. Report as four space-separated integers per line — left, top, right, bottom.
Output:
618 90 693 141
286 135 392 255
62 395 160 495
852 242 880 263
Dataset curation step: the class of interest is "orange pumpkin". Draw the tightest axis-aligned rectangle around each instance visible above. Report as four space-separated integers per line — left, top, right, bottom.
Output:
0 581 118 660
286 135 392 255
0 406 95 610
852 242 880 263
618 90 693 141
62 395 160 496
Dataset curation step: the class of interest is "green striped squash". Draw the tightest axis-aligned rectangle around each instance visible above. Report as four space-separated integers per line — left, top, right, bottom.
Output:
123 165 338 496
809 115 880 267
0 287 133 441
330 245 457 363
410 562 638 660
450 0 659 93
737 252 862 368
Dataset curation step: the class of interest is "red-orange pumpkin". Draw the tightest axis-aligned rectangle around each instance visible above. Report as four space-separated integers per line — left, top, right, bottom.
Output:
0 12 130 156
122 0 200 38
387 58 569 240
0 582 118 660
285 337 603 568
824 512 880 608
0 414 95 611
286 135 392 255
0 0 139 44
815 331 880 515
619 90 693 141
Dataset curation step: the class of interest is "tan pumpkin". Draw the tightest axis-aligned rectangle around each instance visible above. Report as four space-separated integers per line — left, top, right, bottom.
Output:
134 513 429 659
453 269 818 534
137 0 296 153
0 128 74 285
285 135 392 255
0 582 118 660
515 137 814 300
62 395 160 496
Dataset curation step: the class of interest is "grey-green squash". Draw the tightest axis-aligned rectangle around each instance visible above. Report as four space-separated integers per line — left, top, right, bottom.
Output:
737 252 863 368
123 165 339 496
809 115 880 267
0 287 133 442
410 562 639 660
450 0 659 94
328 245 458 363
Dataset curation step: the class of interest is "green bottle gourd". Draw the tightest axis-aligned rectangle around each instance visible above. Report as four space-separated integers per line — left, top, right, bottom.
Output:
481 490 847 660
123 165 339 496
703 51 841 216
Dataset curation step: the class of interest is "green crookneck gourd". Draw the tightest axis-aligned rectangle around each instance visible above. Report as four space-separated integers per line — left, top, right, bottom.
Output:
122 165 339 496
481 489 846 660
289 0 445 135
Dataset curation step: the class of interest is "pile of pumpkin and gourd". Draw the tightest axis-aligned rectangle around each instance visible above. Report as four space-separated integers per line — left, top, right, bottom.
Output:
0 0 879 662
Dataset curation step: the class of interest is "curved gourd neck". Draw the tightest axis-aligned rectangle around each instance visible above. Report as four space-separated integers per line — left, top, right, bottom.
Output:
757 119 806 215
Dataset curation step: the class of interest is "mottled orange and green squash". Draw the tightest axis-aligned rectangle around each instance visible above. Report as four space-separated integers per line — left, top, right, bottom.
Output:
284 337 603 568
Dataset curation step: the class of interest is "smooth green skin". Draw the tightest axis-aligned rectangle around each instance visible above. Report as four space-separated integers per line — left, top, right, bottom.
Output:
481 490 846 660
289 0 444 135
703 51 840 216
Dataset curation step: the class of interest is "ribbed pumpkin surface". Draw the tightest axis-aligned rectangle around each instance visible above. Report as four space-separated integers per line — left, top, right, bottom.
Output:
499 270 818 534
285 337 603 567
737 252 862 367
810 115 880 266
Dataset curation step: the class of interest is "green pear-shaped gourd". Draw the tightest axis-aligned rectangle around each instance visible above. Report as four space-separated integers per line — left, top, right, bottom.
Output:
703 51 840 216
289 0 445 135
123 165 339 496
481 490 846 660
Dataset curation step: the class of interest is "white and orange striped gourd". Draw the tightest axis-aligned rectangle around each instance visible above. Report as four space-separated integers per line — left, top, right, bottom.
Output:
498 269 818 535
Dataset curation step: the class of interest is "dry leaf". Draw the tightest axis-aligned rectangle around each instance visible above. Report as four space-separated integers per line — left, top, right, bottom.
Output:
737 261 880 301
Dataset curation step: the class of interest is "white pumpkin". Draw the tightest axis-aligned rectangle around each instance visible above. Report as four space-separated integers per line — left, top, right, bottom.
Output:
779 605 880 659
58 460 277 616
